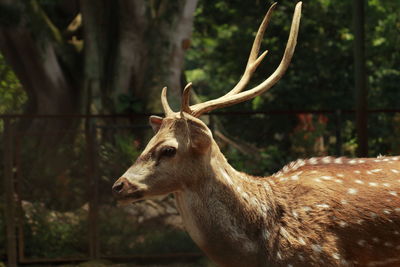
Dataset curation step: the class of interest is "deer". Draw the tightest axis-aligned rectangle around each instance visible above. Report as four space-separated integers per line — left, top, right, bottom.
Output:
112 2 400 266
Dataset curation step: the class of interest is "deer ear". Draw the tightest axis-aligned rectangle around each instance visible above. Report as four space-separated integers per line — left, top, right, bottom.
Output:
189 123 212 154
149 115 163 133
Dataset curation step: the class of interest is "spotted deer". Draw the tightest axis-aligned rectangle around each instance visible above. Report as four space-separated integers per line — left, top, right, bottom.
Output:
112 2 400 266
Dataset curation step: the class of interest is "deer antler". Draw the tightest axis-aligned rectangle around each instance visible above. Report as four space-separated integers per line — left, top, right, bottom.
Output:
161 87 174 116
180 2 302 117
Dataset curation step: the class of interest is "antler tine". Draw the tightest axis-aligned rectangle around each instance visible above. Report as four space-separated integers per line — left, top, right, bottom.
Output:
190 2 302 117
181 82 193 114
161 87 174 116
224 2 276 97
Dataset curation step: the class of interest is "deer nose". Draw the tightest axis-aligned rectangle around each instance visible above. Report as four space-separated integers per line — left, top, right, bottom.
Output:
112 177 131 196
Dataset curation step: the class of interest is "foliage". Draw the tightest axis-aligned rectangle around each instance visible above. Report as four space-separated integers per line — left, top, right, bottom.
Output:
99 205 199 255
22 201 88 258
186 0 400 161
0 53 26 114
17 128 88 211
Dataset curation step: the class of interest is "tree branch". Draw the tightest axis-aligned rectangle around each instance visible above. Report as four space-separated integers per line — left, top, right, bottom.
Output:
30 0 63 43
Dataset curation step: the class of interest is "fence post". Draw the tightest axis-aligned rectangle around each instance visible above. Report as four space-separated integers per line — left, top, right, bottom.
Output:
335 110 343 156
86 117 99 259
3 118 17 266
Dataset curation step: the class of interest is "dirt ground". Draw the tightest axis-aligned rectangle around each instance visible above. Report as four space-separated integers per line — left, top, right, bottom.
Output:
59 258 217 267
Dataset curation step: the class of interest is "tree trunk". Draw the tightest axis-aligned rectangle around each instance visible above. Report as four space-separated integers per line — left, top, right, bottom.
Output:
0 2 80 130
0 0 198 209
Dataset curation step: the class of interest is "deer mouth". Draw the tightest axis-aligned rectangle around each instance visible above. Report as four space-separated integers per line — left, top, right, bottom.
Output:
114 190 145 205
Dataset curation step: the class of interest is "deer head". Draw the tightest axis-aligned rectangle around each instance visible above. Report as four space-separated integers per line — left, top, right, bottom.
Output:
112 2 302 203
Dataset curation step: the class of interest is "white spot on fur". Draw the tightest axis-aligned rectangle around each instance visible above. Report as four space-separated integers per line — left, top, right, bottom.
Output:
321 176 333 180
291 174 299 181
298 237 306 245
302 206 312 212
280 227 290 239
366 171 373 175
277 251 282 259
322 156 332 164
354 170 361 174
355 179 364 184
348 159 357 164
339 221 347 227
357 219 364 225
314 178 322 182
261 204 269 213
298 159 306 166
262 229 270 240
369 182 378 187
311 244 322 253
371 169 382 173
341 200 348 205
357 240 366 246
316 203 330 208
283 166 289 173
348 188 358 195
391 169 400 174
332 253 340 260
264 183 272 192
358 160 366 163
383 209 391 214
372 237 379 243
336 173 344 177
382 183 391 187
250 197 258 206
334 158 343 164
370 213 378 219
389 191 398 196
308 158 318 165
340 259 349 265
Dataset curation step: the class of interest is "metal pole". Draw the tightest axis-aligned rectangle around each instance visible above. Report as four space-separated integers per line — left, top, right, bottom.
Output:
3 118 17 266
86 117 99 258
353 0 368 156
335 110 343 156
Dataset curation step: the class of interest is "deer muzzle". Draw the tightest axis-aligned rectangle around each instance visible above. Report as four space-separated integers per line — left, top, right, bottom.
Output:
112 177 144 201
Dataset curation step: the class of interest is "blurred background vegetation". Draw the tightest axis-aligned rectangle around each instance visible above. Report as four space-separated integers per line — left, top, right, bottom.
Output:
0 0 399 265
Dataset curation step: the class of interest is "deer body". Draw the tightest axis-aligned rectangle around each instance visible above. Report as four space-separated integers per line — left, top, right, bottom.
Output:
112 2 400 266
174 139 400 266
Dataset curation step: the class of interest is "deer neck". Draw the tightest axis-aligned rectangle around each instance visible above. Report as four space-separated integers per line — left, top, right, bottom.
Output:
174 143 279 265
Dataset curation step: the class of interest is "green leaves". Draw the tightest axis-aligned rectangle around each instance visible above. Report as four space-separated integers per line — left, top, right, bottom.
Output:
0 53 26 114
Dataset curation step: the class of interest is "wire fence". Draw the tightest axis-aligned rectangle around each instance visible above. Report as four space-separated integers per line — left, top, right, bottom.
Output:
1 109 399 265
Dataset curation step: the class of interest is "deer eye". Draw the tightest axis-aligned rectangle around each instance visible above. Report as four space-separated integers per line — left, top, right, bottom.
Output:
160 146 176 158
